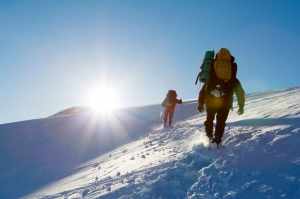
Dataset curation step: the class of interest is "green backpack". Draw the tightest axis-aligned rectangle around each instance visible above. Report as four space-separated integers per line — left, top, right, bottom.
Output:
195 50 215 84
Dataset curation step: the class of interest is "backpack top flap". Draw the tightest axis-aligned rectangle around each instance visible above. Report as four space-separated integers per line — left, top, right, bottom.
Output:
214 48 232 82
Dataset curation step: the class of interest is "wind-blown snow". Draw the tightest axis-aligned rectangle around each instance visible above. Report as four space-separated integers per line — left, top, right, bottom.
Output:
1 86 300 199
48 106 93 118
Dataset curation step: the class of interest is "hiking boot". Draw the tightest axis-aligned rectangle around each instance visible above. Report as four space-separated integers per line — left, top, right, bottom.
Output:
206 133 213 139
204 121 213 139
212 136 221 145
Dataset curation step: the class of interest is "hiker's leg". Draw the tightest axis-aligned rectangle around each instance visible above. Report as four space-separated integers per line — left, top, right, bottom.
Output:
163 109 169 125
204 107 217 138
168 110 174 125
214 107 230 142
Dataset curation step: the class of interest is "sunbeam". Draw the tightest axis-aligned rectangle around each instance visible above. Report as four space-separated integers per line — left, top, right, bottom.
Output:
88 87 120 112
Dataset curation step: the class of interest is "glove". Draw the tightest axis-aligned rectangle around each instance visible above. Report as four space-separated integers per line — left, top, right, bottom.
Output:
237 107 244 115
197 105 204 113
179 99 183 104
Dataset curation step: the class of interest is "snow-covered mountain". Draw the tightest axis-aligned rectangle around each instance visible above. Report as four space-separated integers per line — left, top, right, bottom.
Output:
49 106 93 118
1 86 300 199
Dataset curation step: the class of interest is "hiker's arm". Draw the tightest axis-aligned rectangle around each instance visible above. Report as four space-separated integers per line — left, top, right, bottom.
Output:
175 99 183 104
198 84 207 106
162 98 167 107
234 79 245 109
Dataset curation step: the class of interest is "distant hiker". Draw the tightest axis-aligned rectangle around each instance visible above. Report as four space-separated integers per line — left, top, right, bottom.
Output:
162 90 183 127
196 48 245 146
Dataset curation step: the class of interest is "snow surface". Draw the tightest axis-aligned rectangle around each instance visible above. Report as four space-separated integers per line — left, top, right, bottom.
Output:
1 86 300 199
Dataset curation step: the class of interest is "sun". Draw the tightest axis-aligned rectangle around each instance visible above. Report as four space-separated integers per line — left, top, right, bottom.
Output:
88 87 119 112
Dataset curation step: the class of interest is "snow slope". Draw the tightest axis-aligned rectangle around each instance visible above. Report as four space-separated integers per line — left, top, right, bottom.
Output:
0 86 300 199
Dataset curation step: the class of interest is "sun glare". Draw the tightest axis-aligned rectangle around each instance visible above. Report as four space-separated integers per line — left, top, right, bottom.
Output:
89 87 119 112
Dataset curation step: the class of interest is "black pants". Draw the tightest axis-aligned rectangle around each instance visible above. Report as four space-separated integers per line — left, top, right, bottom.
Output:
163 109 174 125
204 107 230 139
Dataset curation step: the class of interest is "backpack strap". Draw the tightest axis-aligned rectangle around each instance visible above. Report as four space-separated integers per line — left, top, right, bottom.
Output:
195 72 201 85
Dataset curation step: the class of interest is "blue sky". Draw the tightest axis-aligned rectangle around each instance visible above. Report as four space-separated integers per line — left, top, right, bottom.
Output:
0 0 299 124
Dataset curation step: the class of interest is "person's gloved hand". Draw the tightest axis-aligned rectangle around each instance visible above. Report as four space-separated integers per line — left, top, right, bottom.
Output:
179 99 183 104
237 106 244 115
197 105 204 113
